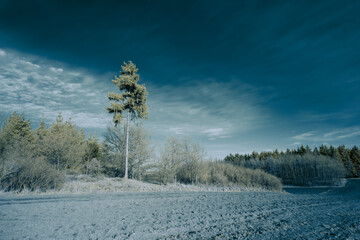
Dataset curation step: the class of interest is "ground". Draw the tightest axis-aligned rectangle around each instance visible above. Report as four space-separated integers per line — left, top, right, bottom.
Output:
0 180 359 239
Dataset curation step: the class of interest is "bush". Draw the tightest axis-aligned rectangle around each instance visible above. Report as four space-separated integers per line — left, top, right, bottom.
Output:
197 161 282 191
83 158 103 176
157 137 205 184
0 150 65 192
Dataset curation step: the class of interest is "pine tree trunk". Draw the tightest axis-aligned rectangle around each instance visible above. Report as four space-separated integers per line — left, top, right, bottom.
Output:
124 111 130 179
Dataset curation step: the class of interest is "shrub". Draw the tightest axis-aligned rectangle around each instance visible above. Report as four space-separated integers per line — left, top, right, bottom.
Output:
0 149 64 192
157 137 205 184
197 161 282 191
83 158 103 176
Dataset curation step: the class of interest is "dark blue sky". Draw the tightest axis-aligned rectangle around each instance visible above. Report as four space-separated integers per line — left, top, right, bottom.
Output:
0 0 359 157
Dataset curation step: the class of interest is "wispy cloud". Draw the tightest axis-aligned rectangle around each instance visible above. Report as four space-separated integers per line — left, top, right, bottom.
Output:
338 131 360 139
291 126 360 144
298 112 355 122
49 67 63 73
292 131 316 141
146 79 272 138
0 48 111 130
327 127 360 140
167 127 185 135
202 128 230 140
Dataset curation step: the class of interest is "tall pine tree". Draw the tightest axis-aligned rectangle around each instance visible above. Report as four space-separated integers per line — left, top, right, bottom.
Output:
106 61 148 179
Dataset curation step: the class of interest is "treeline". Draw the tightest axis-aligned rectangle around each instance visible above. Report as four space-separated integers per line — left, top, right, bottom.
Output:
224 145 360 186
0 112 282 192
2 111 358 191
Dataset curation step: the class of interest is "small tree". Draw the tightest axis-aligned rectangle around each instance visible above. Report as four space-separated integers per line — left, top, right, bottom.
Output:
0 112 35 156
176 138 205 184
106 61 148 179
158 137 183 184
41 113 86 172
84 134 102 162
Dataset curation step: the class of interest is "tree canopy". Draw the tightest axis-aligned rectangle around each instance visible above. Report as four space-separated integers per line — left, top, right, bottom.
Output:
106 61 148 125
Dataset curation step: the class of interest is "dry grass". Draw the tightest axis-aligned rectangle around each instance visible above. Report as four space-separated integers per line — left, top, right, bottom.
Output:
0 174 282 195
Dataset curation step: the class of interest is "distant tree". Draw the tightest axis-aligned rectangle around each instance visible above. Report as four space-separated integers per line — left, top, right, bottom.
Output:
35 117 47 140
313 147 319 155
297 145 306 155
259 151 268 161
272 149 280 159
176 138 205 184
106 61 148 179
319 145 329 156
285 148 291 156
264 156 281 178
337 145 355 177
251 151 259 160
34 117 48 157
350 146 360 177
158 137 183 184
224 153 235 164
84 134 102 161
328 145 337 158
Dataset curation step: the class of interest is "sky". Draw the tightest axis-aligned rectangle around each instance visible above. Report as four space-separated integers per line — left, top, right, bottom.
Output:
0 0 359 158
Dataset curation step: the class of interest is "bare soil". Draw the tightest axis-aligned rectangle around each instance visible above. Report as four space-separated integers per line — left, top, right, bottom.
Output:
0 179 359 239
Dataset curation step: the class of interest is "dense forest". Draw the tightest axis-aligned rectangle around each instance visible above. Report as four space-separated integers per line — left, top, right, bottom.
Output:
224 145 360 186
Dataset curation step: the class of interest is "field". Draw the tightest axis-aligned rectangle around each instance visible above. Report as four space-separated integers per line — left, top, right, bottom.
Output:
0 180 359 239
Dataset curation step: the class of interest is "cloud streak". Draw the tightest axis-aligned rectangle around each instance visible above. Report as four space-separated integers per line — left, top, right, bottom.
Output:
145 79 273 143
291 126 360 144
0 48 111 130
202 128 230 141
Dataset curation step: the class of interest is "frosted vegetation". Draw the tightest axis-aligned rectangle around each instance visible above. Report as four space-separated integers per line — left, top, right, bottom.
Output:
225 144 360 186
0 111 358 193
